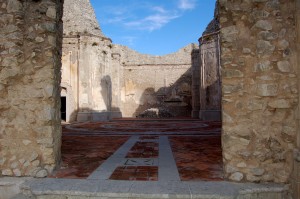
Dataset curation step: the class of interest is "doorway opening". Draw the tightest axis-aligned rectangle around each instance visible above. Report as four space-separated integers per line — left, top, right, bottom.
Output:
61 97 66 121
53 0 223 183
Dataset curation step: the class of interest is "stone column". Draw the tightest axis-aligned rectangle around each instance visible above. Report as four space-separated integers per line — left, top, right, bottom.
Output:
77 36 92 121
110 53 122 119
220 0 298 183
191 49 200 118
0 0 63 177
199 34 221 121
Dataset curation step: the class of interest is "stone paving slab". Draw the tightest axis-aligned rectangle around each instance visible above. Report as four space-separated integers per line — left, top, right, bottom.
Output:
16 178 289 199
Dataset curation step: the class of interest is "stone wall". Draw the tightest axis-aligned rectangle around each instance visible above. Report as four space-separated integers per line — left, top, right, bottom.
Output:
61 0 122 122
199 33 221 121
220 0 298 183
0 0 63 177
115 45 196 118
292 0 300 197
62 0 103 37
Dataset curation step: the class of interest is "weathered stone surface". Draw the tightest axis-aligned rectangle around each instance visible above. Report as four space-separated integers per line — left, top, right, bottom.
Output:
258 31 278 40
268 99 291 109
254 61 272 72
223 84 243 94
220 0 298 184
46 6 56 19
256 84 278 96
35 169 48 178
254 20 273 31
229 172 244 181
221 26 238 42
63 0 103 36
256 40 275 55
277 61 291 73
222 69 244 78
0 0 63 177
278 40 289 50
6 0 22 13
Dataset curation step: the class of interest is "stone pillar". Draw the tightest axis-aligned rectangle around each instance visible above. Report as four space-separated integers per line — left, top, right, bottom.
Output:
110 53 122 119
191 49 200 118
199 34 221 121
292 0 300 197
220 0 298 183
77 36 93 121
0 0 63 177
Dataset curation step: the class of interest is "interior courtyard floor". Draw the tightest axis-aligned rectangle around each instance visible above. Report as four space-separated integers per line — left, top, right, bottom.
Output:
51 119 223 181
1 119 290 198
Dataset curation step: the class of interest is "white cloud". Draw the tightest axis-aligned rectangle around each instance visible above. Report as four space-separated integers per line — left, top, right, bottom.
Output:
106 16 128 24
178 0 196 10
121 36 137 46
101 1 195 31
125 13 179 31
151 6 167 13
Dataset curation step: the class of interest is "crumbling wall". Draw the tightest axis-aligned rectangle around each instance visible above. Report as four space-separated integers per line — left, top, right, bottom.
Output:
0 0 63 177
116 45 195 118
61 0 121 122
198 1 221 121
62 0 103 37
199 34 221 121
220 0 298 183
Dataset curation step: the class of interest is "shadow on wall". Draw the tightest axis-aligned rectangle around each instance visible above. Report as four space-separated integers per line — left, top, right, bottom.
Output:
133 68 193 118
60 75 122 122
101 75 112 112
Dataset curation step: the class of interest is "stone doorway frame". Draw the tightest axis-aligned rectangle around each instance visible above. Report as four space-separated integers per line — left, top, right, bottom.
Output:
0 1 300 198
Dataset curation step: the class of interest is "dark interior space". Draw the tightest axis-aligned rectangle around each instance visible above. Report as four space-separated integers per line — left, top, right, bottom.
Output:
61 97 66 121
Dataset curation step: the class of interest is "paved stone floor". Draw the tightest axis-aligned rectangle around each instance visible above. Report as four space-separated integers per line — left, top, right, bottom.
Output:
51 119 223 181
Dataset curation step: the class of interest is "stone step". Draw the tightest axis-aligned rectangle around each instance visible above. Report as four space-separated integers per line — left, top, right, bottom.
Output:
16 178 291 199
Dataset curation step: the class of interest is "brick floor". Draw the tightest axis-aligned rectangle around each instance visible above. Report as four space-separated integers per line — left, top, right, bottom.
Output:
169 136 223 181
110 166 158 181
52 119 223 181
50 134 129 178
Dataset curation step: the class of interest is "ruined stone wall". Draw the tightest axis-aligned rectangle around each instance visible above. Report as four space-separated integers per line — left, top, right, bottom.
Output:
61 0 122 122
61 37 80 122
0 0 63 177
115 45 196 118
220 0 298 183
191 49 200 118
62 0 103 36
61 35 118 122
199 34 221 121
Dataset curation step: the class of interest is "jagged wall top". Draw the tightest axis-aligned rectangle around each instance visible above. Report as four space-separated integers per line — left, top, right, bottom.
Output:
63 0 104 37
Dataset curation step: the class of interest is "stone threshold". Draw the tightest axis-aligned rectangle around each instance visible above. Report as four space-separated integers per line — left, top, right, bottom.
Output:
1 177 290 199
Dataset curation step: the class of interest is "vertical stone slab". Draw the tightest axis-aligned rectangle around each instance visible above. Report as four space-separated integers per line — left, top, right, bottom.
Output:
199 34 221 121
220 0 298 183
0 0 63 177
110 53 122 119
191 49 200 118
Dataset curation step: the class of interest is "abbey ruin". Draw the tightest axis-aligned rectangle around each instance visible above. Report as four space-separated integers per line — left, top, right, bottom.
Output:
60 0 220 122
0 0 300 198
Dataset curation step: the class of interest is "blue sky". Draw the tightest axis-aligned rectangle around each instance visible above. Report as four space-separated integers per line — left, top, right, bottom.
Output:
90 0 216 55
